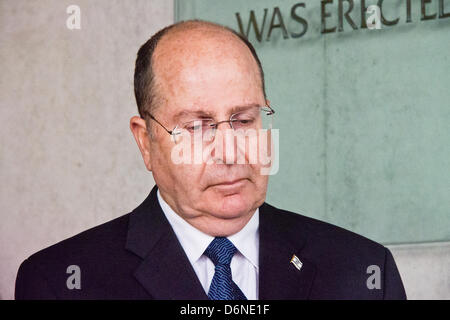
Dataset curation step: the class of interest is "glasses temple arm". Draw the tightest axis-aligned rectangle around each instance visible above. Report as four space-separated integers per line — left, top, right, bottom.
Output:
142 111 174 135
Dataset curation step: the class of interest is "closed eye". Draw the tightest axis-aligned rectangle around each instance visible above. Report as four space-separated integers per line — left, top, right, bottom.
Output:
183 120 214 132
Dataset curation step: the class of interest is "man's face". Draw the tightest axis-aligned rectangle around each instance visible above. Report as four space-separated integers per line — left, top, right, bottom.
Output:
140 27 269 236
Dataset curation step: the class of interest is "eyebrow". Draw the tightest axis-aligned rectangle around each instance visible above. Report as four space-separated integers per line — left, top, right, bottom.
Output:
173 109 214 120
229 103 261 114
173 103 261 120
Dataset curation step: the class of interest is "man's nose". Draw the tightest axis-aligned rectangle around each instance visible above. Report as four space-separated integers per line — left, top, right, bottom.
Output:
211 121 238 165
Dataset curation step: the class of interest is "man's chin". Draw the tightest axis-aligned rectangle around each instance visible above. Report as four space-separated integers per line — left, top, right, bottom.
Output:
199 197 256 236
209 193 254 219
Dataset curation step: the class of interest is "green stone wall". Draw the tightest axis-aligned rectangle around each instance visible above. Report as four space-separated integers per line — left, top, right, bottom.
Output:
175 0 450 244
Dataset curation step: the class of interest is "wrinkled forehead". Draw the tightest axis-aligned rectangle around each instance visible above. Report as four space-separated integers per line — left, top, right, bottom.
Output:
151 26 264 117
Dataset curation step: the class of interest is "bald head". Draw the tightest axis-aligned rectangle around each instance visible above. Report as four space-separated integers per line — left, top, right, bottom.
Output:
133 20 266 120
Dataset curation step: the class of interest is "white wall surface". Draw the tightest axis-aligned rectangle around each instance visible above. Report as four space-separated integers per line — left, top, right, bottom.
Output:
0 0 172 300
388 242 450 300
0 0 448 300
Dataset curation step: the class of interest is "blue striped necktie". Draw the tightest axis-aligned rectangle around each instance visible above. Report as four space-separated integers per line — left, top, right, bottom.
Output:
204 237 247 300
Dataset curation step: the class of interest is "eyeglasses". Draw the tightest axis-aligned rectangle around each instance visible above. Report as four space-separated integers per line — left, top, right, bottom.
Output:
142 105 275 143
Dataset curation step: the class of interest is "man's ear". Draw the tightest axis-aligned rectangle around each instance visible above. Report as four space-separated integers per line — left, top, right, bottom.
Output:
130 116 152 171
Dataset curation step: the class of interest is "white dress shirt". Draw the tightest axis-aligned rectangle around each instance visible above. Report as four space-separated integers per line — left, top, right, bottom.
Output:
157 190 259 300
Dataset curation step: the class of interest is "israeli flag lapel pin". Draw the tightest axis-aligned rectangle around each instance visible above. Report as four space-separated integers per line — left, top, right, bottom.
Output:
290 254 303 271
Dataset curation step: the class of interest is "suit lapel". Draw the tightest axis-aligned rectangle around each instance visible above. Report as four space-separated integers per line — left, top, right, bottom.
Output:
259 203 317 300
125 186 208 300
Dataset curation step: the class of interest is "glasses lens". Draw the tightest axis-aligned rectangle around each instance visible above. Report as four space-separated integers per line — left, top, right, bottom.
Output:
231 111 258 130
177 119 216 143
181 119 215 133
230 107 273 131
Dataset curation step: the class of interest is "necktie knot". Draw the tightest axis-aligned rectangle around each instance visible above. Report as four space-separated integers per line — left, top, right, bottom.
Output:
204 237 237 266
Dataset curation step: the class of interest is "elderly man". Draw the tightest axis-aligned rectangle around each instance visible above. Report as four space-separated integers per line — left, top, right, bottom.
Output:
15 20 406 300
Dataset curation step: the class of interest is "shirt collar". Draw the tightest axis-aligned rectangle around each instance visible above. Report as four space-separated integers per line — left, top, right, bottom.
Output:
228 208 259 269
157 189 259 269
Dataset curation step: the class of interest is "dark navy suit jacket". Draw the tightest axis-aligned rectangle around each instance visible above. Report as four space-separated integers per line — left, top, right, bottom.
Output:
15 186 406 299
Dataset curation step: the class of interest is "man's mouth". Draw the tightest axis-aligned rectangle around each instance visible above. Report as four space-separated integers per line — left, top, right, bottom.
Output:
208 178 248 192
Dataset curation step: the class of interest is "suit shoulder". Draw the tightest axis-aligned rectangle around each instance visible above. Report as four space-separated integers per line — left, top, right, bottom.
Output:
15 213 139 299
262 202 386 255
23 213 131 267
261 203 406 299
